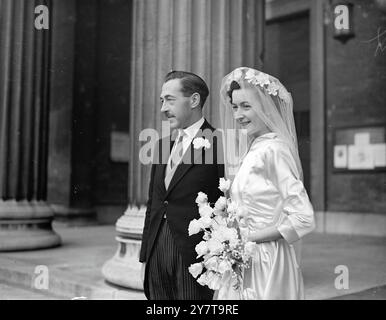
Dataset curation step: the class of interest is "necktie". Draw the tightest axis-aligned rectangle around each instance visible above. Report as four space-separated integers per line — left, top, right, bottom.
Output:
169 132 185 170
165 132 185 187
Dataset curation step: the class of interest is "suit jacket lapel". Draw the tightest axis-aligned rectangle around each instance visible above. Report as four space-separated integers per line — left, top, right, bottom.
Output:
165 120 212 197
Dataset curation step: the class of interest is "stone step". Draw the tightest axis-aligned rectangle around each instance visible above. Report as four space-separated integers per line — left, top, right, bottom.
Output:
0 282 63 300
0 256 145 300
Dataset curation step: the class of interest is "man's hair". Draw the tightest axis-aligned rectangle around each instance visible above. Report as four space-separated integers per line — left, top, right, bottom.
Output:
164 71 209 108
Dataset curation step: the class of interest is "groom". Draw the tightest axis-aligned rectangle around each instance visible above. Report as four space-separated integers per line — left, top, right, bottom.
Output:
139 71 224 300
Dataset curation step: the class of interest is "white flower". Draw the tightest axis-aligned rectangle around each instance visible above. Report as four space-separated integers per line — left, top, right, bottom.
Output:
232 68 243 82
195 192 208 207
188 219 203 236
198 215 212 229
199 204 214 218
229 236 240 250
193 137 211 150
197 273 209 287
195 241 209 258
227 201 238 215
189 263 203 278
211 225 237 244
218 259 232 274
218 178 231 193
204 256 219 271
211 215 227 231
244 69 256 81
207 238 224 255
203 231 211 241
244 241 257 257
211 225 228 242
267 82 280 96
214 196 227 212
255 72 271 87
223 228 238 243
207 272 222 291
243 288 258 300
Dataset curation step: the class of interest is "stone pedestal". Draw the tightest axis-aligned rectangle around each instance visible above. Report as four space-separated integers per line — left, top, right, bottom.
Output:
102 205 145 290
0 200 61 251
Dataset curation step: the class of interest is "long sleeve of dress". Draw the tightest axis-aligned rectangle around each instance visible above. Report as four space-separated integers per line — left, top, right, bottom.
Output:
266 144 315 244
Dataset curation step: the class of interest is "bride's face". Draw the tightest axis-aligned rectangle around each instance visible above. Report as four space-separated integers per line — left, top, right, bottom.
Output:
231 88 270 138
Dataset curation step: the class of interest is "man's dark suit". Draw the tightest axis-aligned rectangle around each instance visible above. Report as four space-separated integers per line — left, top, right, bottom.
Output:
139 119 224 300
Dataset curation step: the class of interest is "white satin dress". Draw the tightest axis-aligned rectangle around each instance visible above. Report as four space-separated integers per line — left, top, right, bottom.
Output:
218 133 315 300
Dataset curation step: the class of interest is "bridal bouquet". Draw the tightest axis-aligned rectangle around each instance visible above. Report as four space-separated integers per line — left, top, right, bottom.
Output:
188 178 258 299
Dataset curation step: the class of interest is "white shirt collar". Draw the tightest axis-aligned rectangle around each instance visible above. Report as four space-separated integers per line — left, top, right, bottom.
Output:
179 117 205 140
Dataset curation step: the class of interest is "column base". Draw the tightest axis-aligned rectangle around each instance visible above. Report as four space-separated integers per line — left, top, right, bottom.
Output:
102 237 143 290
101 205 146 290
0 200 61 251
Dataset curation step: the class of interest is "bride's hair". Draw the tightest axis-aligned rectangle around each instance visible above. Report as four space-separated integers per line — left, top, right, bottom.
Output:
227 81 241 104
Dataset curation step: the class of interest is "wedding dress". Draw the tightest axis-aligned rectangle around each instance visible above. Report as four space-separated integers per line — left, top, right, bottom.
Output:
217 68 315 300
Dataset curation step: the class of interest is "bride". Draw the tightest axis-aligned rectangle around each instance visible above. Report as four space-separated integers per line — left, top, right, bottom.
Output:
217 67 315 300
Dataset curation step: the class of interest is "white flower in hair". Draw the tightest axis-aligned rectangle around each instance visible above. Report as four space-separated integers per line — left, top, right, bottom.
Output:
193 137 211 150
232 68 244 82
244 69 257 84
267 81 280 96
255 72 271 87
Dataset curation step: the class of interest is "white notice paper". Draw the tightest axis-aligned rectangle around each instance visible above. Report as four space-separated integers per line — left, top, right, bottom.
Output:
348 145 374 170
334 145 348 169
373 144 386 167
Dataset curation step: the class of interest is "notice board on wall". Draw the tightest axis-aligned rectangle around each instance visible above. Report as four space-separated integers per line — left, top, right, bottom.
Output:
333 125 386 172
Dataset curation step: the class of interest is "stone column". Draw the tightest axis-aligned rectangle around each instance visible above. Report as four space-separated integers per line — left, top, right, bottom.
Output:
47 0 98 226
0 0 61 250
102 0 265 289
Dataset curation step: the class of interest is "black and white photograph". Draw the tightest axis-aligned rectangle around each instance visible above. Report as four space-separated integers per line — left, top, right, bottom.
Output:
0 0 385 305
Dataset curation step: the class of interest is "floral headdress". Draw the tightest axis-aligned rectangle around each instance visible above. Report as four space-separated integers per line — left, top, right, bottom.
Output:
225 67 291 104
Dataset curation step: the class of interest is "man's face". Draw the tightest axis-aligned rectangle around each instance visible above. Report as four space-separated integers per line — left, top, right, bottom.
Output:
160 79 193 130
